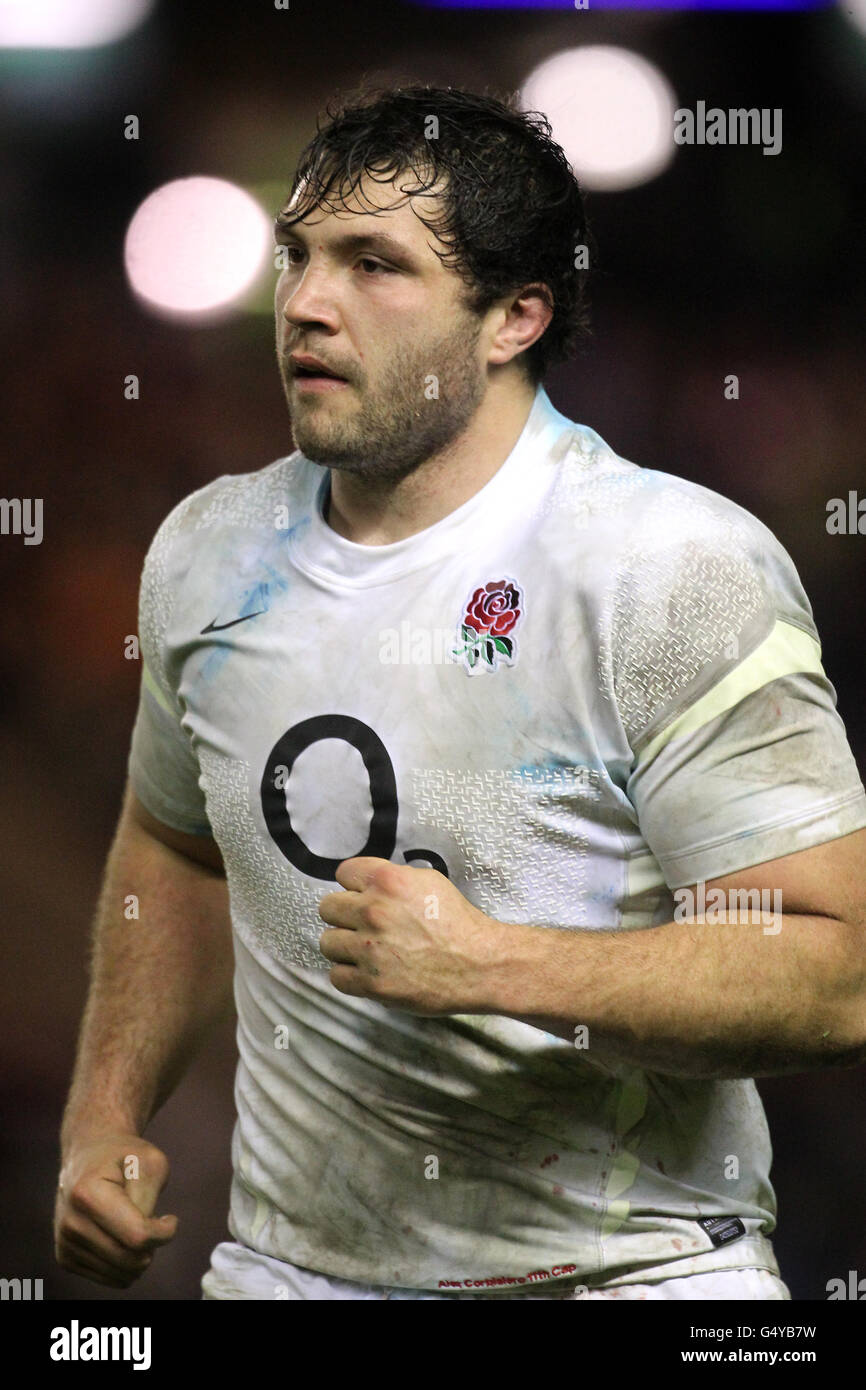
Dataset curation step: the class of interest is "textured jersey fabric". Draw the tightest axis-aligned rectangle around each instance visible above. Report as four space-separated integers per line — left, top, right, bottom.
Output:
127 384 866 1295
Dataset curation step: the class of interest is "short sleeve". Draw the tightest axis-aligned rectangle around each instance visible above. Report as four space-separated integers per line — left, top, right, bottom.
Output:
611 483 866 887
126 499 212 836
127 663 212 835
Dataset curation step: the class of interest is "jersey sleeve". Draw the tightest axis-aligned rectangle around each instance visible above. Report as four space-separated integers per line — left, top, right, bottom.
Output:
126 495 213 836
609 482 866 888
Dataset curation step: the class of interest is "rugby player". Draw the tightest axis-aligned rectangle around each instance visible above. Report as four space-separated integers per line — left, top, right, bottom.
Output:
55 85 866 1300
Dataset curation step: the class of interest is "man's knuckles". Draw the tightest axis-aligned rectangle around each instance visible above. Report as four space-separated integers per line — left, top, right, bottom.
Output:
66 1187 164 1249
359 895 396 933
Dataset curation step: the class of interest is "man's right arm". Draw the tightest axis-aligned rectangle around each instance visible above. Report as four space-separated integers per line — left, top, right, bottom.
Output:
54 781 233 1288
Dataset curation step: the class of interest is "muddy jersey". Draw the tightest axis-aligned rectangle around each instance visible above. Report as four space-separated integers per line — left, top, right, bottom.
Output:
127 384 866 1294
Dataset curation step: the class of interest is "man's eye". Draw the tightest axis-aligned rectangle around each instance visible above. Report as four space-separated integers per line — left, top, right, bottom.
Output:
274 243 303 267
275 248 394 274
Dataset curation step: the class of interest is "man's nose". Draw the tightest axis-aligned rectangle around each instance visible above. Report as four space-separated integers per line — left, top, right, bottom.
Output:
281 263 339 331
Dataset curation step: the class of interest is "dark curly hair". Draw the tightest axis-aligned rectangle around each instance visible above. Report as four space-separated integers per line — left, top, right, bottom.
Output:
275 82 592 383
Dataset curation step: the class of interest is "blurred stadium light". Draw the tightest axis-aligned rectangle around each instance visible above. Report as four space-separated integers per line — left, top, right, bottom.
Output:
124 176 272 323
520 46 677 191
838 0 866 33
0 0 155 48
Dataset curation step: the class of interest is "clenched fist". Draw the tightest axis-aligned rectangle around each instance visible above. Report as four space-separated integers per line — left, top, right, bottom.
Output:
54 1134 178 1289
318 857 507 1015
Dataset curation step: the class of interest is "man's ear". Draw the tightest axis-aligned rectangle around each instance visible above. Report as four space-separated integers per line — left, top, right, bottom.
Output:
486 283 553 369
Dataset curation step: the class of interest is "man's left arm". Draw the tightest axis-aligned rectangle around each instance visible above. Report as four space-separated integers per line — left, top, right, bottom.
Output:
318 828 866 1080
492 828 866 1077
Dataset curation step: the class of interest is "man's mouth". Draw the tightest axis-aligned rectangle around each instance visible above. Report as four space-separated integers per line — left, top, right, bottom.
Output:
294 366 346 381
289 354 348 383
292 372 349 393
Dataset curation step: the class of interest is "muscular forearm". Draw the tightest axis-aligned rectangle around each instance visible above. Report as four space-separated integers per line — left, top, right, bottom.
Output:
61 815 233 1153
485 911 866 1079
315 850 866 1078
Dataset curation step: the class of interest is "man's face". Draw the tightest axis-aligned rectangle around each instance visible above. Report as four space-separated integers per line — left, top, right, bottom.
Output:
273 173 489 480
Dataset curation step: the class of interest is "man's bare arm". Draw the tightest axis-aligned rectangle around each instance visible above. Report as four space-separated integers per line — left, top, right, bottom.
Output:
55 781 233 1287
492 830 866 1078
318 830 866 1080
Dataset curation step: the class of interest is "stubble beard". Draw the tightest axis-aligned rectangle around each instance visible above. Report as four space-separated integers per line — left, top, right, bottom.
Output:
284 313 486 483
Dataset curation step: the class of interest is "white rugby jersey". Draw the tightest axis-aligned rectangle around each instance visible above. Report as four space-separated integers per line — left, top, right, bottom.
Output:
127 385 866 1296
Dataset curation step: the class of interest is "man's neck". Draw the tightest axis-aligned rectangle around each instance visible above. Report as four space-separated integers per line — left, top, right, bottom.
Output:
324 377 539 546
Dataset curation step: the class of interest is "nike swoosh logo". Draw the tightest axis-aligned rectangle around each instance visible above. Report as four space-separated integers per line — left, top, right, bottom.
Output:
200 610 266 634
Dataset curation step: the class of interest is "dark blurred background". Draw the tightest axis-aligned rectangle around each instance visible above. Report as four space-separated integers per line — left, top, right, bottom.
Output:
1 0 864 1301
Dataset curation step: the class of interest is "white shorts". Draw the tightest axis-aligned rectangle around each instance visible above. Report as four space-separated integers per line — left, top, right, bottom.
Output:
202 1241 791 1301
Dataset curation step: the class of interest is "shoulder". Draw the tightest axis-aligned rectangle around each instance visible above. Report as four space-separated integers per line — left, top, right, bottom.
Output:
601 462 812 631
552 426 777 554
136 452 318 671
555 435 819 746
548 427 812 627
142 450 315 571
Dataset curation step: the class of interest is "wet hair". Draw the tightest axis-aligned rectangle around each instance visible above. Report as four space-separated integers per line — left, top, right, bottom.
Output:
275 82 592 382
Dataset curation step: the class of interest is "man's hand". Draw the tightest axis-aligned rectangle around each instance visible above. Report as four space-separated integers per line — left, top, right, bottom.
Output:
318 857 504 1014
54 1134 179 1288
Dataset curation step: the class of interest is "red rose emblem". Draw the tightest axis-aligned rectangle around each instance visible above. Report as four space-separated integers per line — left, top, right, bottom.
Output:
453 578 524 673
464 581 521 636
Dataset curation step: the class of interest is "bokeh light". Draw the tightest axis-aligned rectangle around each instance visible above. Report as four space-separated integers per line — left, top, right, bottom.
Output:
124 177 272 322
520 46 677 192
838 0 866 34
0 0 155 48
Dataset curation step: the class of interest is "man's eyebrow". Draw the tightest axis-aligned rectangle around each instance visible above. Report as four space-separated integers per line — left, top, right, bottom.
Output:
273 223 423 268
